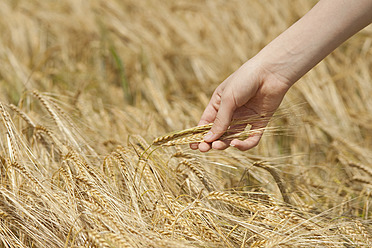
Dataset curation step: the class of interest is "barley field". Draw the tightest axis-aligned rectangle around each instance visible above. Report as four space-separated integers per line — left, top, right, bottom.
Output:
0 0 371 247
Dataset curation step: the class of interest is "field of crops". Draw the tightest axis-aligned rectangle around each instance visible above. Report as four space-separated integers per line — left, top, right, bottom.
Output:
0 0 371 247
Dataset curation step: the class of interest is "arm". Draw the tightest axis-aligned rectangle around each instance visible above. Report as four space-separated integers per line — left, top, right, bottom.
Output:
259 0 372 85
191 0 372 152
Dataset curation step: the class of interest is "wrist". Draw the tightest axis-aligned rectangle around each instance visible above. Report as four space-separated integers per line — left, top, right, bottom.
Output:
251 51 295 93
253 0 372 90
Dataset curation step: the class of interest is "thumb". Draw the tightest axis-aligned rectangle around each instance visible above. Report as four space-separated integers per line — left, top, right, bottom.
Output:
204 95 236 143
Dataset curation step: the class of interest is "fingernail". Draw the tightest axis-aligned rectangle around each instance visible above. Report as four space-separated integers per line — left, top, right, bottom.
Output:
203 131 213 141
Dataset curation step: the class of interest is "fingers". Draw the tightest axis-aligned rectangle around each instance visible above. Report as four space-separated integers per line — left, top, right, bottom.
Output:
197 139 230 152
198 141 212 152
190 100 217 150
189 118 210 150
197 110 238 152
189 143 199 150
211 139 231 150
229 115 267 150
191 85 226 151
190 104 217 150
203 92 236 143
230 132 262 151
198 83 227 125
193 128 263 151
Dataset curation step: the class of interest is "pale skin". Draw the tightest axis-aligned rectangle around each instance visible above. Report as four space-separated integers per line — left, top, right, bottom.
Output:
190 0 372 152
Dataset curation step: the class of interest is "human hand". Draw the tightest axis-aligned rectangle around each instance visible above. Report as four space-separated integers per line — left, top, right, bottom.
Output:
190 0 372 152
190 59 291 152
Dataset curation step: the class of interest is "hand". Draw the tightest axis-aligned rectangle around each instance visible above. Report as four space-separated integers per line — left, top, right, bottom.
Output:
189 0 372 152
190 0 372 152
190 59 291 152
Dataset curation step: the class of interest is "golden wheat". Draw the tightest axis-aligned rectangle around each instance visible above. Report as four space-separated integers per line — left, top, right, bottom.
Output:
152 123 213 146
153 122 279 147
0 0 371 247
206 191 264 213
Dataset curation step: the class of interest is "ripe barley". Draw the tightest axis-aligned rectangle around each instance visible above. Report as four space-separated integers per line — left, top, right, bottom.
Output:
207 191 264 213
152 123 213 146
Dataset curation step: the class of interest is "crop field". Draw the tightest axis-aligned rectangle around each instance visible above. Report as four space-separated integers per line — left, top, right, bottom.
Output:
0 0 371 247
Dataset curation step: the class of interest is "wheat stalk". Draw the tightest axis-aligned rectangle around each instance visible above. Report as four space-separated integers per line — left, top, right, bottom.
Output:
347 160 372 177
8 104 36 128
206 191 264 213
86 230 110 248
152 123 213 145
252 162 291 205
11 161 46 194
154 125 269 147
179 160 214 192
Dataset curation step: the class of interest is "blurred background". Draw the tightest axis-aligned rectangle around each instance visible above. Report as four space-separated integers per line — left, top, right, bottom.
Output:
0 0 371 246
1 0 372 209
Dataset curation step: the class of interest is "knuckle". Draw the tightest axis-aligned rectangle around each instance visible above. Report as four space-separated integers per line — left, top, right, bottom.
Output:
212 116 229 135
238 138 260 151
249 139 260 149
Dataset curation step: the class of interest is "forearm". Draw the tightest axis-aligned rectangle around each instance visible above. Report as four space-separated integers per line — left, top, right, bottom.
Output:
255 0 372 86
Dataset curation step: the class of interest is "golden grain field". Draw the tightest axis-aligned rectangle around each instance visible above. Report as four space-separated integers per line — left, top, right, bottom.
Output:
0 0 371 247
